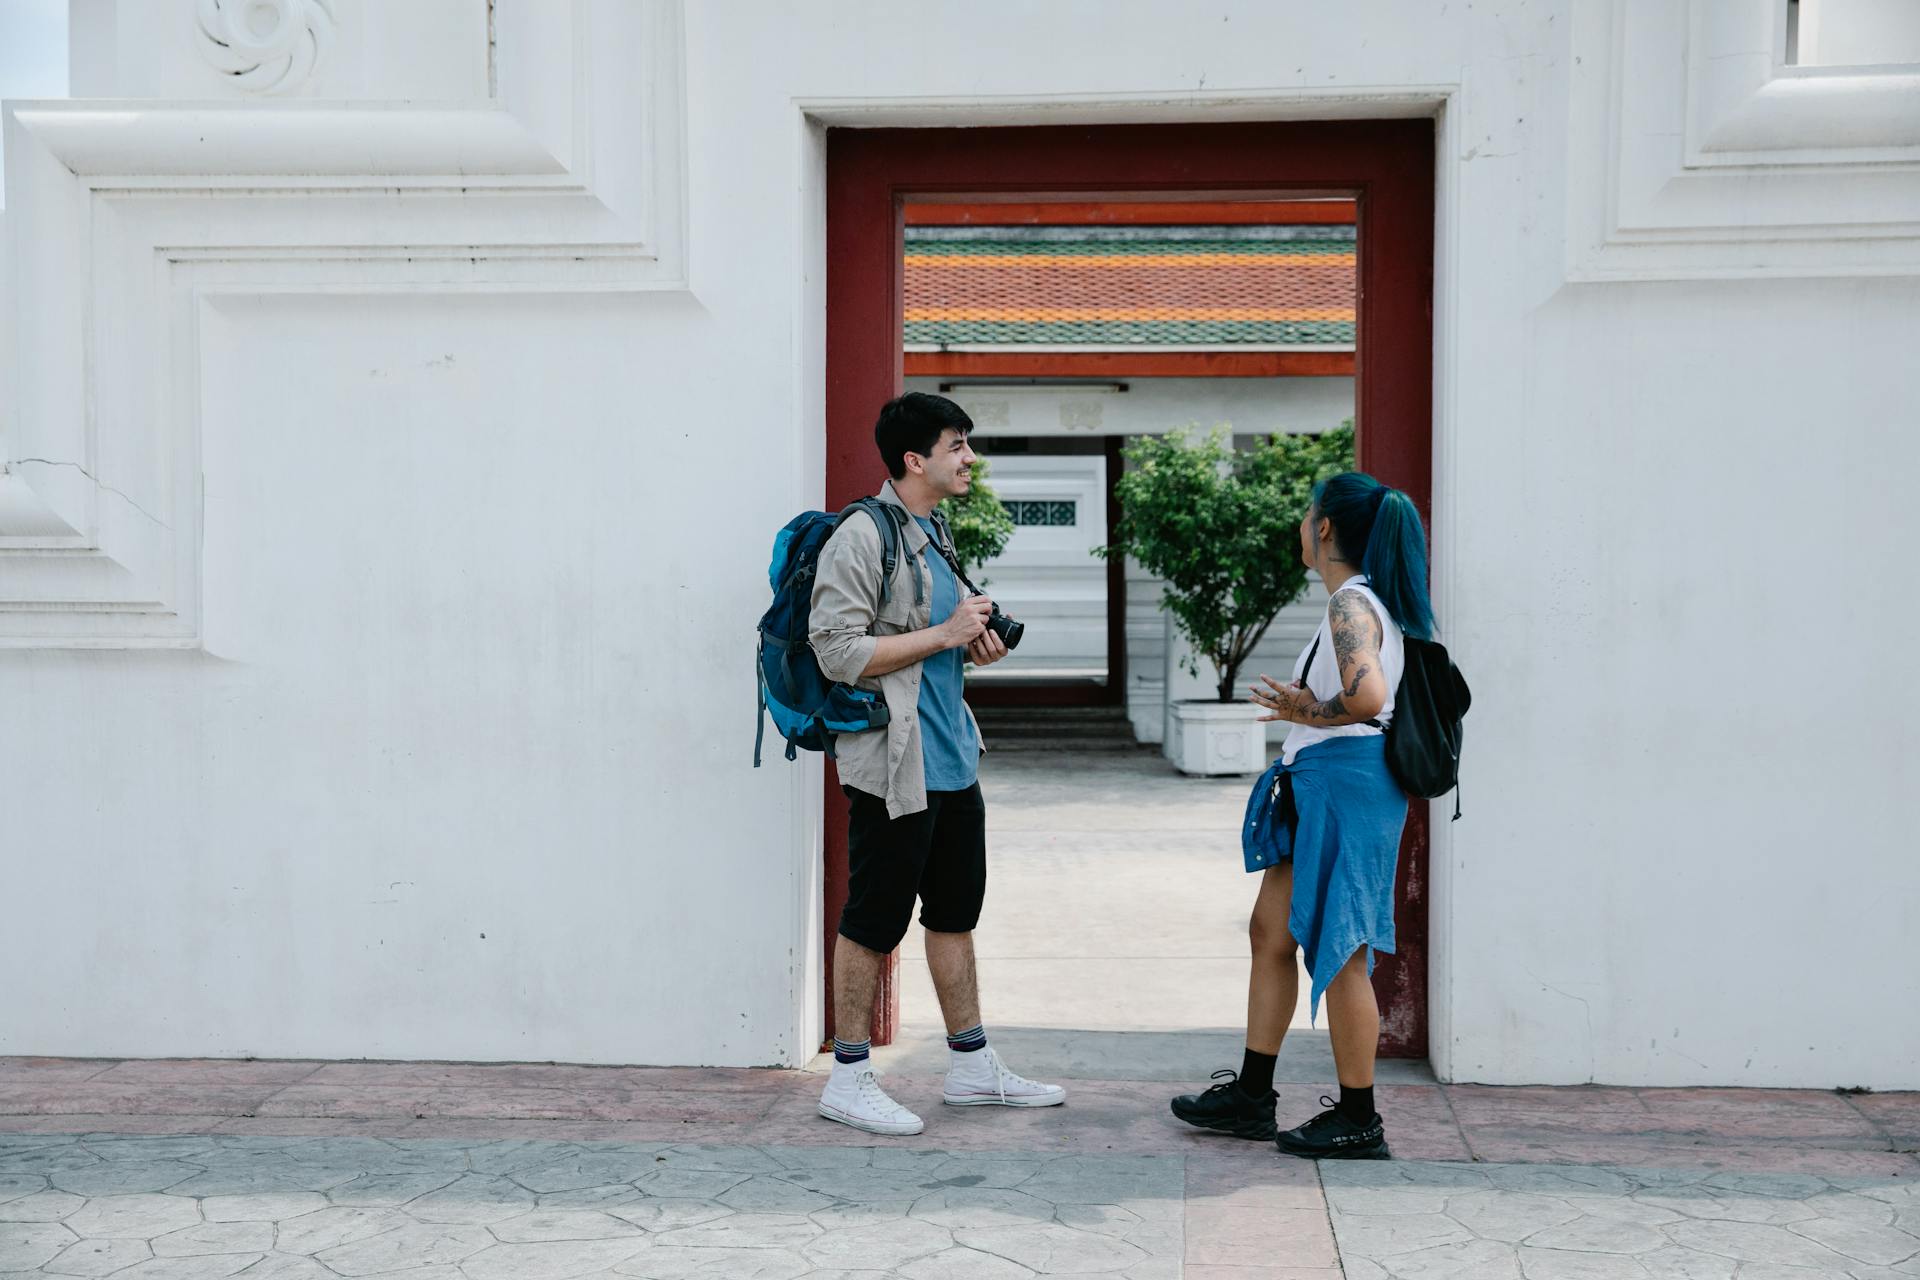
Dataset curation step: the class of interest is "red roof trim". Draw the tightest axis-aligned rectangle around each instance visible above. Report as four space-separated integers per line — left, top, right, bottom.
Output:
904 200 1357 227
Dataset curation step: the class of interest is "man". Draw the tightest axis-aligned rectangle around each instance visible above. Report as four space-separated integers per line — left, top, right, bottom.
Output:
807 391 1066 1135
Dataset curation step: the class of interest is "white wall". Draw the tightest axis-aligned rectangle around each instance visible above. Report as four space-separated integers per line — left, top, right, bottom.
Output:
4 0 1917 1087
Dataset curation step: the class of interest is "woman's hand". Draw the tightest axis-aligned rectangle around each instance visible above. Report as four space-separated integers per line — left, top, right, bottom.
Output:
1248 675 1308 723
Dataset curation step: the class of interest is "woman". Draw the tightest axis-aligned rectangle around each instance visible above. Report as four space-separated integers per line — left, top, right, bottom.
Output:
1169 472 1433 1160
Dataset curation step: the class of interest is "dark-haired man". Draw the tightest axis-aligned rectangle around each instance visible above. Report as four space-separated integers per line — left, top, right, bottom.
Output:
807 391 1065 1135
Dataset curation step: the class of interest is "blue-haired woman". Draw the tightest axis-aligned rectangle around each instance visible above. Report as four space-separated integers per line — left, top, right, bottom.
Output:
1170 472 1433 1160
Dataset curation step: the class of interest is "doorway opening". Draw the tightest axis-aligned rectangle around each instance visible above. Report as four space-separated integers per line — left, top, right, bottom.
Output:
823 122 1434 1074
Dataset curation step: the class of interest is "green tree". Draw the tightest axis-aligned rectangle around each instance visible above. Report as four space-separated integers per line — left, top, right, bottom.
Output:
1098 423 1354 702
939 458 1015 578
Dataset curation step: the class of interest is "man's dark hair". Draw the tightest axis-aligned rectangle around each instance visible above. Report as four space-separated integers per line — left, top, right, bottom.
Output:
874 392 973 481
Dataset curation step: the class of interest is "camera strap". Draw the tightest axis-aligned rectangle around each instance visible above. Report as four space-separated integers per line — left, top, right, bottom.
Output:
925 514 983 599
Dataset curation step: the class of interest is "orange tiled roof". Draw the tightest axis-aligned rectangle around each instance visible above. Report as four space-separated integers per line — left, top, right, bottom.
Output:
904 225 1356 348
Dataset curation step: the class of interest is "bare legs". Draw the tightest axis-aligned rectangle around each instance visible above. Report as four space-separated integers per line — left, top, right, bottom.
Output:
833 929 981 1043
1245 860 1378 1088
1323 945 1378 1089
832 935 885 1043
923 929 982 1036
1246 863 1299 1055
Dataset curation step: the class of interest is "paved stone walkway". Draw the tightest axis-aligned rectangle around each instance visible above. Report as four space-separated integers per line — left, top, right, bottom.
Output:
2 1059 1917 1277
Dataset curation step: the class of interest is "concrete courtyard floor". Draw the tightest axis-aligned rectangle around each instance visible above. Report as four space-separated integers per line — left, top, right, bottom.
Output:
4 755 1917 1278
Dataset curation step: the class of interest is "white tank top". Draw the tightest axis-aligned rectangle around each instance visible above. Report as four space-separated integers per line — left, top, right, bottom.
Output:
1279 578 1405 766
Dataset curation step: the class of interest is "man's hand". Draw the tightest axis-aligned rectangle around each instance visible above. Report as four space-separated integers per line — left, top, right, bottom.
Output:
966 628 1009 667
941 595 993 649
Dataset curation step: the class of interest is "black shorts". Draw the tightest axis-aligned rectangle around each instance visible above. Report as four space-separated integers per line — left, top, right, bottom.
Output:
837 783 987 955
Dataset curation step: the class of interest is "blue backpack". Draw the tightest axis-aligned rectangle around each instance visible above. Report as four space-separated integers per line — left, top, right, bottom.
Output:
754 498 919 766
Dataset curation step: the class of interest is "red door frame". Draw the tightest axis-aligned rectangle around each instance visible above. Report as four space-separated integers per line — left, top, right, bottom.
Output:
825 120 1435 1057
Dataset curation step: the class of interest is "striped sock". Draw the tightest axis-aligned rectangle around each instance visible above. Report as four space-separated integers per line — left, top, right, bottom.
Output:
946 1023 988 1054
832 1037 870 1066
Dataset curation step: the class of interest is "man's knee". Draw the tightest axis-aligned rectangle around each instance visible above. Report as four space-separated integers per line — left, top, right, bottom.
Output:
837 913 910 959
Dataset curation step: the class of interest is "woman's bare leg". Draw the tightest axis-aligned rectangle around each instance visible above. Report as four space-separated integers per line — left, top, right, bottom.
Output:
1323 945 1379 1088
1246 863 1299 1056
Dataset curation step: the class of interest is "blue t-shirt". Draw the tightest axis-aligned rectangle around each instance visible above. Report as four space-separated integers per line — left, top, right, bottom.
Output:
915 517 980 791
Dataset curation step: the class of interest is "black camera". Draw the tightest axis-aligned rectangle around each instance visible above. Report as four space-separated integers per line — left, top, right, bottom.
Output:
986 605 1024 651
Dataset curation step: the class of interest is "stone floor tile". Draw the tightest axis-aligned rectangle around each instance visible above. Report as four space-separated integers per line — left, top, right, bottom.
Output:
272 1205 409 1255
1325 1209 1473 1260
649 1211 822 1250
310 1220 493 1275
807 1198 912 1231
388 1172 536 1224
1635 1244 1736 1279
322 1168 463 1207
1661 1217 1861 1268
604 1198 733 1232
150 1219 277 1256
0 1220 77 1269
909 1185 1055 1229
78 1136 222 1163
952 1221 1152 1273
1511 1244 1654 1278
899 1245 1042 1280
1785 1214 1920 1265
109 1253 264 1279
653 1145 786 1175
1523 1215 1670 1254
1444 1188 1583 1241
42 1235 153 1276
799 1217 954 1269
88 1062 323 1088
0 1061 119 1086
488 1208 648 1242
47 1159 206 1197
200 1190 329 1221
0 1190 85 1222
609 1244 811 1278
63 1192 201 1240
1373 1237 1525 1278
461 1237 651 1279
0 1085 282 1118
1183 1205 1336 1268
536 1184 644 1211
514 1150 671 1193
631 1167 755 1200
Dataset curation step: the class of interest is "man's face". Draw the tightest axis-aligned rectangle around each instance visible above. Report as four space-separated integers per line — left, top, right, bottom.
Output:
910 428 976 498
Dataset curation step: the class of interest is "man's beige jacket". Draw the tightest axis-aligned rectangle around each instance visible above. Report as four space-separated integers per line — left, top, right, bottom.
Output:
808 481 985 818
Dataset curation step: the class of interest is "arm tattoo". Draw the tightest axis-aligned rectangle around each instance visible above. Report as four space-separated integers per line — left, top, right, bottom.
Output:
1303 592 1383 724
1327 590 1383 672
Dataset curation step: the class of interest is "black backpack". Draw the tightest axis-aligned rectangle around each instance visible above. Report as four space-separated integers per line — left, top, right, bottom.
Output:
1386 637 1471 817
1300 627 1471 818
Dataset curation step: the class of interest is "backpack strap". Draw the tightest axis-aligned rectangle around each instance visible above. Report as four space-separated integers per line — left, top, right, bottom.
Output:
753 646 768 769
847 497 920 610
1299 630 1385 730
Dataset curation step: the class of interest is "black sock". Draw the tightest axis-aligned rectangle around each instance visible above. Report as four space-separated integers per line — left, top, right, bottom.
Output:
1338 1084 1375 1123
1237 1048 1277 1098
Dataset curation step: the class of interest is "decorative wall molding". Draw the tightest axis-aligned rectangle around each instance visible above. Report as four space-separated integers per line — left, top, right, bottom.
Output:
0 0 687 646
1569 0 1920 279
195 0 337 96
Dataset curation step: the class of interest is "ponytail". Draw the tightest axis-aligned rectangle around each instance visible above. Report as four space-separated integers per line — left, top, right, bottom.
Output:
1311 472 1435 641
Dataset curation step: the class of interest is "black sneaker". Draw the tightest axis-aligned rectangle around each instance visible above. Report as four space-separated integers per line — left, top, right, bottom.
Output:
1275 1096 1391 1160
1169 1070 1277 1141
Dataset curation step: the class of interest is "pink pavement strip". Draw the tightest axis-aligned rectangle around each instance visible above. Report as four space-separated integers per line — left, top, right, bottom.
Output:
3 1056 1916 1180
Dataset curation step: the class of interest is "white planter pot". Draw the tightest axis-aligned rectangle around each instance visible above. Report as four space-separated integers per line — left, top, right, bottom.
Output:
1167 699 1269 776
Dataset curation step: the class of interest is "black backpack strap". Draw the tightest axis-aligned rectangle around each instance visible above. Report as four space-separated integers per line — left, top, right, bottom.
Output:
1300 630 1384 729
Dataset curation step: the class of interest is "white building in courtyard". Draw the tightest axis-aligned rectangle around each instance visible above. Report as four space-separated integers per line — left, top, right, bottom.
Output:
2 1 1916 1090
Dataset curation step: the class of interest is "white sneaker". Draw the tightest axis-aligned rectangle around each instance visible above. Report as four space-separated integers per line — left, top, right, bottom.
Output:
817 1062 925 1136
942 1046 1067 1108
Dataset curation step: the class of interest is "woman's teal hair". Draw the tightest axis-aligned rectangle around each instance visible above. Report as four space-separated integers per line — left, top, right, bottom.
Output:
1311 471 1434 641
